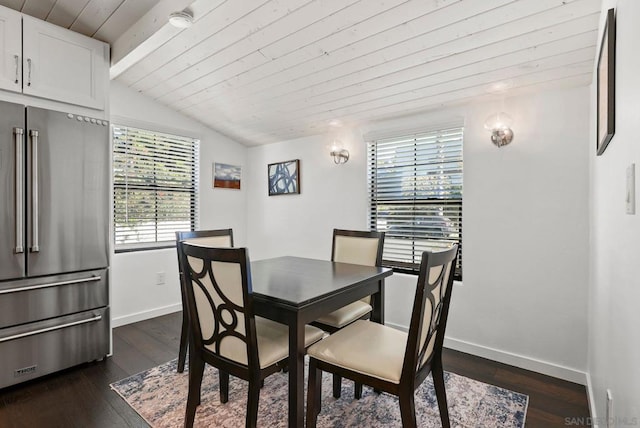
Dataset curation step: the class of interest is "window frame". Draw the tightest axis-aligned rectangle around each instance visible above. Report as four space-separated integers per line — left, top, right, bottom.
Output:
367 125 463 280
112 123 200 253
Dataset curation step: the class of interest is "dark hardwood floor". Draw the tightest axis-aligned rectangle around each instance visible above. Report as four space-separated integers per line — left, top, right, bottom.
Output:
0 312 590 427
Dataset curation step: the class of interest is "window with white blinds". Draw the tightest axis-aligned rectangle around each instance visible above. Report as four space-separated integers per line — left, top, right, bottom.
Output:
113 125 199 251
367 126 463 279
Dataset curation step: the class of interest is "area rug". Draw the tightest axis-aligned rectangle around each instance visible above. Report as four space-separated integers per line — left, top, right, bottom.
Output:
111 359 528 427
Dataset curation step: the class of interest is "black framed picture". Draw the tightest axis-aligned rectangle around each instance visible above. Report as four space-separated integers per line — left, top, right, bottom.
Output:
596 8 616 156
268 159 300 196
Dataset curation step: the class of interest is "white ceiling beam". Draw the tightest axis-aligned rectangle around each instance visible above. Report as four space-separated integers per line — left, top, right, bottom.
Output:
109 0 195 79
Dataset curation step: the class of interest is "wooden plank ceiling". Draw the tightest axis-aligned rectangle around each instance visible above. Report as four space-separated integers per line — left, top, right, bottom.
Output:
0 0 162 43
5 0 601 146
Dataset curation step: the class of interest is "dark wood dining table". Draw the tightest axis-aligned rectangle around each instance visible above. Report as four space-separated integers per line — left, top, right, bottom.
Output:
250 256 393 428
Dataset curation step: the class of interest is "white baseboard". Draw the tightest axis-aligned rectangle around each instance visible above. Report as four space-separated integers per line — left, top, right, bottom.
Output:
385 321 588 385
385 321 410 332
586 372 598 426
112 313 590 386
111 303 182 328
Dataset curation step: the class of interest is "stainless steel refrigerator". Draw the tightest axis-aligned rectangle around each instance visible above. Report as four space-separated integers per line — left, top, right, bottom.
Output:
0 100 110 389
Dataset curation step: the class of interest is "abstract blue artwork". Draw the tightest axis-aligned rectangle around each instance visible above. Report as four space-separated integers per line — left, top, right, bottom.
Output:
268 159 300 196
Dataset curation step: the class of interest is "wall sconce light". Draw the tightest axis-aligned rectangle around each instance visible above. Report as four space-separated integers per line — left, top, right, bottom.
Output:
484 112 514 147
330 140 349 164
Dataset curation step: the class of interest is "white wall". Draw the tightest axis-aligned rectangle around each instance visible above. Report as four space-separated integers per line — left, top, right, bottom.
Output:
246 85 590 383
452 87 590 383
589 0 640 424
246 127 369 260
109 81 247 326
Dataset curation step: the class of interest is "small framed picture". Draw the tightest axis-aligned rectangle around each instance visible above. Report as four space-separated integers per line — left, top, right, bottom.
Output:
268 159 300 196
213 163 241 190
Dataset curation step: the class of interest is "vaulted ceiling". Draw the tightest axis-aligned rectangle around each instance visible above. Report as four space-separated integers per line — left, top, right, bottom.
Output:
2 0 601 146
0 0 162 43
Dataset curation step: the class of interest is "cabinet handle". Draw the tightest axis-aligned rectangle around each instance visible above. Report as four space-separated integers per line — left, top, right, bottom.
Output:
14 55 19 84
14 128 24 254
26 58 32 86
30 130 39 253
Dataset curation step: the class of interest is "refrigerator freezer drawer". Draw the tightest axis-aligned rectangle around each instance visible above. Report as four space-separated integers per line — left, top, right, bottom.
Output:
0 269 108 329
0 307 109 389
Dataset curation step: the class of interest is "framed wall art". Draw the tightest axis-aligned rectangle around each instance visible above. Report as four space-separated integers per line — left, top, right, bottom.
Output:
268 159 300 196
596 8 616 156
213 162 241 190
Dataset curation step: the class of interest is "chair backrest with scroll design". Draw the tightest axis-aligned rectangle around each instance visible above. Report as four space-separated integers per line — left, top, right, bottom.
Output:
178 242 260 371
175 229 235 373
401 245 458 384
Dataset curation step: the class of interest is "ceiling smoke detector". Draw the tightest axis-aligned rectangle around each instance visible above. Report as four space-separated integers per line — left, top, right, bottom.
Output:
168 10 194 28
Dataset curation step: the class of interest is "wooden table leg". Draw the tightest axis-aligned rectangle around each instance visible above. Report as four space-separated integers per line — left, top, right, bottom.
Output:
288 314 305 428
370 279 385 325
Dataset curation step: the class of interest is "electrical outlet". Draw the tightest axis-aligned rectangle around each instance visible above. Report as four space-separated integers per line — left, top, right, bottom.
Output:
156 271 166 285
607 389 613 428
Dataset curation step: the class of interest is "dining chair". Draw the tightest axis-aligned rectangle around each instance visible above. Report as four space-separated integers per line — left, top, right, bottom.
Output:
175 229 234 373
310 228 385 399
306 245 459 428
177 242 325 428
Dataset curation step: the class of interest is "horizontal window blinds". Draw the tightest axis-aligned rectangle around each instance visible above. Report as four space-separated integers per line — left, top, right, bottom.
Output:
113 125 199 250
367 126 463 278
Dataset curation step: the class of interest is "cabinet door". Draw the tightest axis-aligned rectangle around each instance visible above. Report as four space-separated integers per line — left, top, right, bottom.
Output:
22 16 107 110
0 6 22 93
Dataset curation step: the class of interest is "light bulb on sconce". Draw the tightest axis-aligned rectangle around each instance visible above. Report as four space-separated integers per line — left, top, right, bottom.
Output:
330 139 349 164
484 112 514 147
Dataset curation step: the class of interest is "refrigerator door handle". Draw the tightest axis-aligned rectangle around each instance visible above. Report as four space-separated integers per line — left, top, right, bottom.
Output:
30 130 39 253
14 128 24 254
0 275 101 295
0 314 102 343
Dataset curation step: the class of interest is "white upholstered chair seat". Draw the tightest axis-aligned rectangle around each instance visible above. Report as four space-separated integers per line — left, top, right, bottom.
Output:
205 317 324 369
307 320 407 384
313 229 386 401
306 246 459 428
314 301 373 329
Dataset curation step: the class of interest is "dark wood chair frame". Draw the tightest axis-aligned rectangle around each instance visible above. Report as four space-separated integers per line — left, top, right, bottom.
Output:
306 245 459 428
310 228 385 399
178 242 283 428
175 229 234 373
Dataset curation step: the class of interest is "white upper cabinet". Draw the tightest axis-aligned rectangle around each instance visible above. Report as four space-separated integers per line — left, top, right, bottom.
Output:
0 6 21 93
22 16 108 110
0 6 108 110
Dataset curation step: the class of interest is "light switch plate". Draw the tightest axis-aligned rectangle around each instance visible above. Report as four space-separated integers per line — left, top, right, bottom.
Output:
627 164 635 215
